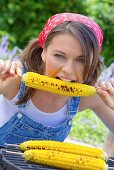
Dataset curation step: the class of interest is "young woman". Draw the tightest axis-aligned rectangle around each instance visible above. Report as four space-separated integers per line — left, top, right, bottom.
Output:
0 13 114 145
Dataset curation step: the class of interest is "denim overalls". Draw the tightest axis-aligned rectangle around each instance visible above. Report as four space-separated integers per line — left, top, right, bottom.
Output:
0 65 80 145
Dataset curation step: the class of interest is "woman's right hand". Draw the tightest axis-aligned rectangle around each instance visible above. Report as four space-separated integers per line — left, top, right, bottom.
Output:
0 60 22 99
0 59 22 77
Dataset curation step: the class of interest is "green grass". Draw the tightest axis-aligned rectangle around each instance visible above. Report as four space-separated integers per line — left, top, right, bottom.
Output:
69 109 109 146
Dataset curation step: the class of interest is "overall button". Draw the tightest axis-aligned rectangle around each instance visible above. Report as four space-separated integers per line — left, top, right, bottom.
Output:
17 112 23 119
68 120 72 126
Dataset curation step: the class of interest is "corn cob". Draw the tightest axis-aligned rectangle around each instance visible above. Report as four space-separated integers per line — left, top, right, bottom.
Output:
22 72 96 96
23 149 108 170
19 140 108 161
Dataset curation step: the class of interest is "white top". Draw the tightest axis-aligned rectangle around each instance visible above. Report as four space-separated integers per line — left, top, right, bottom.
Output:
0 93 69 128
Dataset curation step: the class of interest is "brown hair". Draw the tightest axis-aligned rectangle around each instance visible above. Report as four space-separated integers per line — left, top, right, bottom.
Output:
17 21 103 105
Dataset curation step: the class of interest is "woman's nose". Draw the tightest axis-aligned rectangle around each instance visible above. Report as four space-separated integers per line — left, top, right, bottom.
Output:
62 61 74 75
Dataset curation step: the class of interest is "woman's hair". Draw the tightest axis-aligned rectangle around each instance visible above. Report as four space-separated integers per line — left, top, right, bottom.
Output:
17 21 103 105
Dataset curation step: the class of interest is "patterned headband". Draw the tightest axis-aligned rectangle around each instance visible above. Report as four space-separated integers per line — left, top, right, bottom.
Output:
38 13 103 52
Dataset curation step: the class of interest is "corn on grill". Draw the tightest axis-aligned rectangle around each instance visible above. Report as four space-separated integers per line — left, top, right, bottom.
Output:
0 141 114 170
19 140 108 160
20 140 108 170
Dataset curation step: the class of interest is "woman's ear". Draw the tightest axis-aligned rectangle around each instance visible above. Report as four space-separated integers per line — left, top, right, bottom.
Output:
41 50 46 62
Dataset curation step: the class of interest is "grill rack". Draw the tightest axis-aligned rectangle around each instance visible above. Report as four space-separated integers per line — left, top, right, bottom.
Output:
0 144 60 170
107 157 114 170
0 144 114 170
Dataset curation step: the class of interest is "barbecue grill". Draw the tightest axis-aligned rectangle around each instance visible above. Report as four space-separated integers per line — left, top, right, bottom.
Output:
0 144 114 170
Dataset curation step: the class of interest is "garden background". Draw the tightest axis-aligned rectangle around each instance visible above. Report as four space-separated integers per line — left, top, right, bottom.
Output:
0 0 114 146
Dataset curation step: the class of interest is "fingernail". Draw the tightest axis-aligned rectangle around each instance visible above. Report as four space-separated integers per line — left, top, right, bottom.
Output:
10 71 15 75
106 82 111 90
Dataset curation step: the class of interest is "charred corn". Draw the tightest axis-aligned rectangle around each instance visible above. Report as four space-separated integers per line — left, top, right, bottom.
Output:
23 149 108 170
22 72 96 96
19 140 108 161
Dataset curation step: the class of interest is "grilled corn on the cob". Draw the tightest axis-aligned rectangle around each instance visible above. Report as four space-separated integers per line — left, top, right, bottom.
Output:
22 72 96 96
24 149 108 170
19 140 108 161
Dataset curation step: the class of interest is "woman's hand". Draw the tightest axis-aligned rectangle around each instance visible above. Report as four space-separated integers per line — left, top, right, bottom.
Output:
96 79 114 110
0 59 22 77
0 60 22 97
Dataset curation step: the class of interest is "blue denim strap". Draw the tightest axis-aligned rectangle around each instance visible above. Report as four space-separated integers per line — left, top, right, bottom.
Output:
17 64 27 108
67 97 80 116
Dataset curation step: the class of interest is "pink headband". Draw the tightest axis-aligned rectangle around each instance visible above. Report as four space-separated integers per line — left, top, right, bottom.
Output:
38 13 103 52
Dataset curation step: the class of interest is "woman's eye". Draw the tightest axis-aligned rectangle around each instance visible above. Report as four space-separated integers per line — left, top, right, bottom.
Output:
54 54 65 59
76 58 86 63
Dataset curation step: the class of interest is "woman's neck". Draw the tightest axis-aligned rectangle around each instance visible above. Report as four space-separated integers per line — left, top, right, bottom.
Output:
32 90 70 113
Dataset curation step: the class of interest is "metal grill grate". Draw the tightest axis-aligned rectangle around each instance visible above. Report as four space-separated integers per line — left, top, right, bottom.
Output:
107 157 114 170
0 144 60 170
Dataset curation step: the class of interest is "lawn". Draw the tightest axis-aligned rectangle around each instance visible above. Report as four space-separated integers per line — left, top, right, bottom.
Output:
69 109 109 146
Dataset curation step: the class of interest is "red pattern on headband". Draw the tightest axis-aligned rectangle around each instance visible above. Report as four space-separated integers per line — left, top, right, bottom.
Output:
38 13 103 52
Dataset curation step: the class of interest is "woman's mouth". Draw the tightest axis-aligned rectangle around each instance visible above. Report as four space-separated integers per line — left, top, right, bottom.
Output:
55 77 75 82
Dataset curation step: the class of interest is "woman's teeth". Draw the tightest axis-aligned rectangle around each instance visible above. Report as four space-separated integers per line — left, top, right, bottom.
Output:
56 77 73 82
61 79 71 82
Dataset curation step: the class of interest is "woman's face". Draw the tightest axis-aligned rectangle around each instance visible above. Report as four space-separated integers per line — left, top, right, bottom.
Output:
41 33 85 83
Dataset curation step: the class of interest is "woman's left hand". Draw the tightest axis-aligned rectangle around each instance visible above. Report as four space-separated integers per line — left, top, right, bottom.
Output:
96 79 114 110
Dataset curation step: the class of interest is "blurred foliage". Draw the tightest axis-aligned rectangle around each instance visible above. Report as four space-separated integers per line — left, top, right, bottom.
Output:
0 0 114 66
0 36 21 60
69 109 108 146
85 0 114 66
0 0 87 49
0 30 16 48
